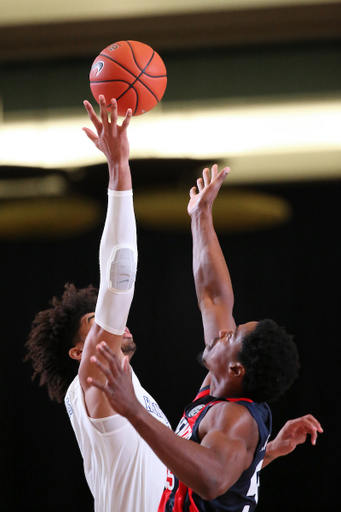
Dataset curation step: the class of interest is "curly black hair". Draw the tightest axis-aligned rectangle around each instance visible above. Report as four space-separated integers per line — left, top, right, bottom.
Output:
24 283 98 403
238 319 300 403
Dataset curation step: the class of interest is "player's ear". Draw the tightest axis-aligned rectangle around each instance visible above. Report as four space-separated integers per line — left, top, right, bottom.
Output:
219 329 232 339
229 362 245 379
69 342 84 361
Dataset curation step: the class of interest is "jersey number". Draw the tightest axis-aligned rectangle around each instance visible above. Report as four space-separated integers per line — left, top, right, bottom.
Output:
242 460 263 512
165 469 175 491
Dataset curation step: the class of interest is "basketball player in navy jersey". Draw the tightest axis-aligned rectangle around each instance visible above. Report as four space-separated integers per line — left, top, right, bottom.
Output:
88 164 322 511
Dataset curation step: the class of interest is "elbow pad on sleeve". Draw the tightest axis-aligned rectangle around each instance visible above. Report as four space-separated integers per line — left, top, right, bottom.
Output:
108 244 136 292
95 189 137 336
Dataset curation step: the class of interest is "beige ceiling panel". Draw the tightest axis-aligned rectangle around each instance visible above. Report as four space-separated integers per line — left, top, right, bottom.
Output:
1 0 340 26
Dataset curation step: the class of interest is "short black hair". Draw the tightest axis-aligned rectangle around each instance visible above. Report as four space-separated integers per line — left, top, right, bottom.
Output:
24 283 98 403
238 319 299 403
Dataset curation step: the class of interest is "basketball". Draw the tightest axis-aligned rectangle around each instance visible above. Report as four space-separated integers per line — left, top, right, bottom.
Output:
89 40 167 117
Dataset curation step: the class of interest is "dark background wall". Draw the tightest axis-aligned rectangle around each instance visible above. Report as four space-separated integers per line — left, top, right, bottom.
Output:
1 4 341 511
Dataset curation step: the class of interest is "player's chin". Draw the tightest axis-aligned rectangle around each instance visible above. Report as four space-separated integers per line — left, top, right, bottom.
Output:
122 337 137 357
196 351 207 368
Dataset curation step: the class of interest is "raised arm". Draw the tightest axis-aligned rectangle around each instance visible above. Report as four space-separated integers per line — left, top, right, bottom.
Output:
78 95 136 418
188 165 234 347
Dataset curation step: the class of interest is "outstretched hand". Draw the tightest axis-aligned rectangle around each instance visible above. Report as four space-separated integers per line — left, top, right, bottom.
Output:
187 164 230 217
87 342 139 419
83 95 132 173
264 414 323 466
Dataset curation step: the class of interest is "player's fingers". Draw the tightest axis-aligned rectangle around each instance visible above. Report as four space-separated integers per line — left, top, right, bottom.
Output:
82 127 99 144
110 98 118 128
122 355 130 372
288 415 323 446
293 433 308 446
211 164 219 181
83 99 96 117
97 342 122 374
291 415 323 433
220 167 230 178
83 100 102 134
90 355 115 383
189 186 197 198
216 167 230 185
87 376 108 393
197 177 204 192
97 341 116 357
304 414 323 432
121 108 133 130
99 95 110 128
310 429 318 445
303 419 323 444
203 168 210 187
207 167 230 193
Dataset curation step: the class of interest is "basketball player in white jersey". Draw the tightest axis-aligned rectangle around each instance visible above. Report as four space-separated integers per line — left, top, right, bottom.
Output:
26 95 169 512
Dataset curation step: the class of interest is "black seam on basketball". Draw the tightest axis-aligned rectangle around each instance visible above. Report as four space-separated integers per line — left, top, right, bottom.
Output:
99 82 138 116
98 52 163 102
118 86 138 116
96 52 167 79
91 75 160 103
99 53 139 80
126 44 161 101
127 41 155 74
139 73 167 78
90 79 132 84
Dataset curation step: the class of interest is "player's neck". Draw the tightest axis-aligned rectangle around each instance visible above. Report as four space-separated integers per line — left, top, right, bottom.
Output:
209 374 243 398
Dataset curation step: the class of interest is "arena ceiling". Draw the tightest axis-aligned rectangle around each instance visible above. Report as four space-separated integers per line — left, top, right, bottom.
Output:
0 0 341 202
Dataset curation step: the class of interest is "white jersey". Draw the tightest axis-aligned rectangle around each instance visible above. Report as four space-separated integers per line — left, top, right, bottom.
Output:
65 369 169 512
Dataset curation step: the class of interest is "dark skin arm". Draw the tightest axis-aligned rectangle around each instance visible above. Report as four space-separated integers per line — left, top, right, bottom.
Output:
188 165 234 346
88 342 259 501
188 166 236 396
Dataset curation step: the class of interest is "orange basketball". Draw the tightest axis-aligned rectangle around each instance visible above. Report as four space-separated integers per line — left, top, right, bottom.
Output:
89 40 167 117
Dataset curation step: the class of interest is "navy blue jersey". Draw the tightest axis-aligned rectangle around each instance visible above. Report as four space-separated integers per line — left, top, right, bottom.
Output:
158 386 272 512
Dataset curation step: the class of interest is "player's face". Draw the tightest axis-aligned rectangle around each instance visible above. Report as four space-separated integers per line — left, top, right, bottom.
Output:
121 326 137 359
202 321 258 371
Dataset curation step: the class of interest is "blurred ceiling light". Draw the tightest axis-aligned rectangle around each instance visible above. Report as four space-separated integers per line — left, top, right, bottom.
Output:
0 175 67 198
0 196 103 239
1 0 330 26
134 188 292 232
0 97 340 183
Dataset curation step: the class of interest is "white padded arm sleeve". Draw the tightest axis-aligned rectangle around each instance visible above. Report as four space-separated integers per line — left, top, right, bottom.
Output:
95 189 137 335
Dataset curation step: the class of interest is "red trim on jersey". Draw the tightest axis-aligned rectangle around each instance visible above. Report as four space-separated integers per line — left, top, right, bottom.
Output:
226 397 253 403
193 386 210 401
194 388 253 404
174 481 189 510
188 488 200 511
158 486 172 511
